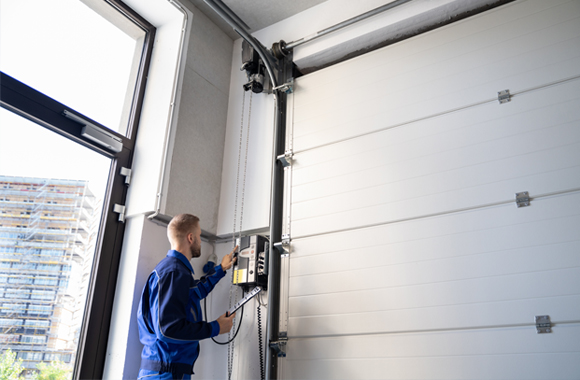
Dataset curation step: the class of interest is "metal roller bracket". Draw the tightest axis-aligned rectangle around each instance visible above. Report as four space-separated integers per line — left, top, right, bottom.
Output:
277 150 293 167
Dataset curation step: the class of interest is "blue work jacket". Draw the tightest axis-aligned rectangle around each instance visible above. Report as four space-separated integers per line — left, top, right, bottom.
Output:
137 250 226 375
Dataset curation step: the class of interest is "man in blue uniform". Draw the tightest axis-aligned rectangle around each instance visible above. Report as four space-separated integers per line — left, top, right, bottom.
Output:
137 214 237 379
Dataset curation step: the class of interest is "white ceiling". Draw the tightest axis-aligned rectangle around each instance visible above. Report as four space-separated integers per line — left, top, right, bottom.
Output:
185 0 329 40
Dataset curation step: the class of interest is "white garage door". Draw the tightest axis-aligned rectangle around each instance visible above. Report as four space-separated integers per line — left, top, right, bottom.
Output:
279 1 580 379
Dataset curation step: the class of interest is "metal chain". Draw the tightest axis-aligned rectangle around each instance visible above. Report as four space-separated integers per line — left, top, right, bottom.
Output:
232 90 246 242
239 91 253 235
227 90 245 380
227 91 253 380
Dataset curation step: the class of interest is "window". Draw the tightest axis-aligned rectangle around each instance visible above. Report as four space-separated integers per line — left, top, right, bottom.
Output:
0 0 154 377
0 318 20 326
4 289 30 299
1 303 26 314
0 0 146 136
30 291 56 301
19 352 44 361
24 320 50 328
21 335 47 344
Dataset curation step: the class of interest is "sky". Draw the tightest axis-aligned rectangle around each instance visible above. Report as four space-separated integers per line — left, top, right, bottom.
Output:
0 0 141 200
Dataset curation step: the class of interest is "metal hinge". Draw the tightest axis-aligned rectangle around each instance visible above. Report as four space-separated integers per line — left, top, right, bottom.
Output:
535 315 551 333
277 150 293 167
113 204 126 223
270 337 287 357
120 167 132 185
498 89 511 104
515 191 530 208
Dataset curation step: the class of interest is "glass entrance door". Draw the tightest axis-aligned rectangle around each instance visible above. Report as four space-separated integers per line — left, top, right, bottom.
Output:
0 108 111 378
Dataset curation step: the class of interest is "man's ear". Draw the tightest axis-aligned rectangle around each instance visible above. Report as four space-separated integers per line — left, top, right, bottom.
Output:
187 232 194 244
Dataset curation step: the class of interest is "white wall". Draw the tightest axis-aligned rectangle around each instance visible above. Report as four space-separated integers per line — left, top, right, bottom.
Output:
103 215 170 379
122 0 187 218
162 0 233 235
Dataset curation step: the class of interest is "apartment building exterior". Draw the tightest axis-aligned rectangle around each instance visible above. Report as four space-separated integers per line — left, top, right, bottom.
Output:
0 175 99 374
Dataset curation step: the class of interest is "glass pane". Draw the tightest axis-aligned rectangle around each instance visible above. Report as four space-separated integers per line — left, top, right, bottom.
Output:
0 108 111 378
0 0 146 135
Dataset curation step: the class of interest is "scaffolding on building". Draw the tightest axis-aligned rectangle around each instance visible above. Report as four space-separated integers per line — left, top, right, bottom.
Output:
0 175 100 374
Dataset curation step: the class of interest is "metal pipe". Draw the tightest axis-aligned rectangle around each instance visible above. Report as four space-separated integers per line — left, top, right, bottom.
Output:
206 0 251 31
284 0 413 50
203 0 279 88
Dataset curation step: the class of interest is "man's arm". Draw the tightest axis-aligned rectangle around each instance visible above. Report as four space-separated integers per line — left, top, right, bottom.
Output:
192 246 238 299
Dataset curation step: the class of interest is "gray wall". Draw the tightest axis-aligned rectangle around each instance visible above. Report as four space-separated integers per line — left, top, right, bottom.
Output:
164 1 233 235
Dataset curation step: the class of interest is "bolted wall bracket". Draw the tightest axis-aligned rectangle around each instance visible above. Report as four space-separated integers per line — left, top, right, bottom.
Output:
270 338 287 357
274 234 291 255
273 78 294 94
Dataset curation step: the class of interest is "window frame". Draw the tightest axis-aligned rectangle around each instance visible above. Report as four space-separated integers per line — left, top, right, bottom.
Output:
0 1 155 378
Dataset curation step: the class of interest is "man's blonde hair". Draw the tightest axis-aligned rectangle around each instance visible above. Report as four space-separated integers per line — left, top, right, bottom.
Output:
168 214 200 241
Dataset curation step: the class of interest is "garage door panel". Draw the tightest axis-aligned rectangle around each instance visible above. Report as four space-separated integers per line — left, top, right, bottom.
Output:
290 229 579 280
293 30 580 153
292 166 580 238
282 1 580 378
293 156 580 219
293 54 580 152
289 242 580 298
289 261 580 317
287 324 580 360
293 122 580 205
293 30 580 136
289 193 580 294
288 294 580 338
293 0 579 115
290 193 580 269
292 82 580 188
284 324 580 379
284 354 580 380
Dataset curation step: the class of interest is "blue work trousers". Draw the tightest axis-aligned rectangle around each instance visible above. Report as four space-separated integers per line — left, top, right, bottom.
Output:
137 369 191 380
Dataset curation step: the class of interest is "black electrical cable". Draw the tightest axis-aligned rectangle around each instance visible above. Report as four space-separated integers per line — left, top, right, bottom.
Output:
257 304 265 380
204 293 244 345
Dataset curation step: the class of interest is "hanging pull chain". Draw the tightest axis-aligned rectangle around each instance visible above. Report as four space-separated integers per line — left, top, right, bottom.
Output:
227 91 253 380
239 91 253 235
227 90 245 380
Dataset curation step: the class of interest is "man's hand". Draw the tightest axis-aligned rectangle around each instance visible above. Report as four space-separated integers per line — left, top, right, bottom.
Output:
221 245 238 271
217 312 236 334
